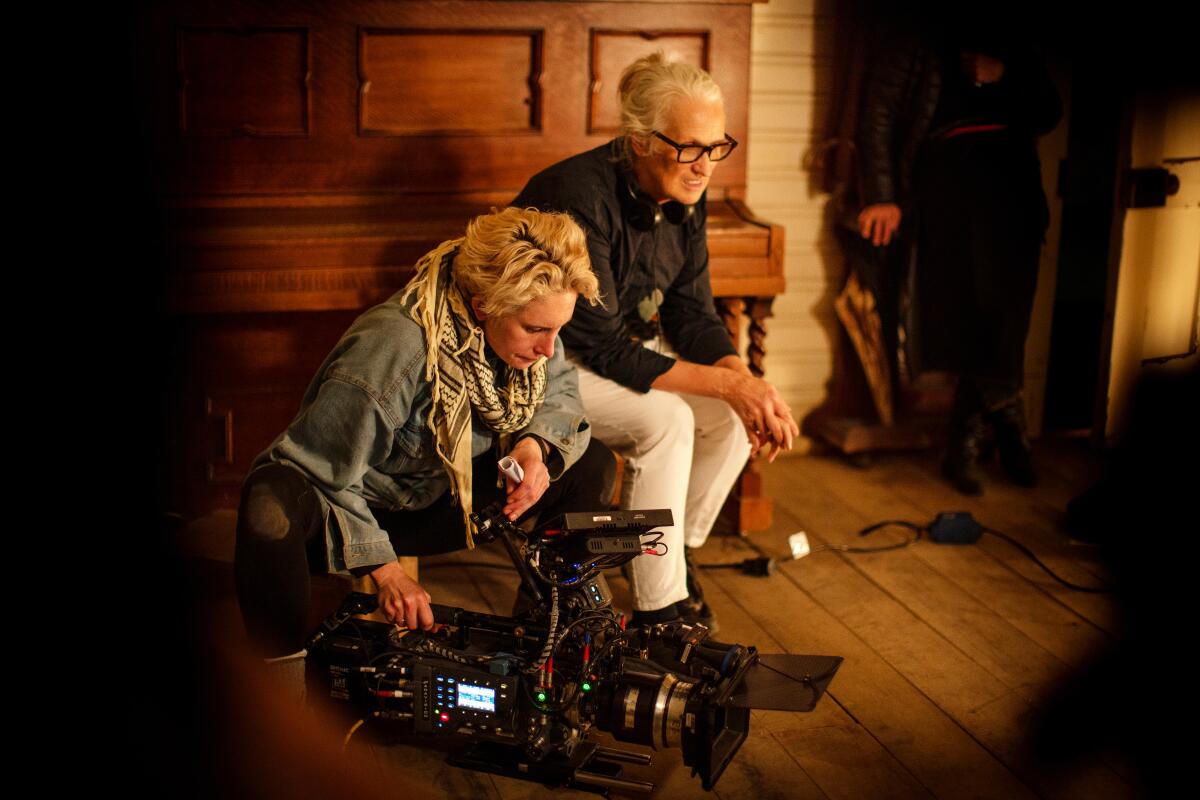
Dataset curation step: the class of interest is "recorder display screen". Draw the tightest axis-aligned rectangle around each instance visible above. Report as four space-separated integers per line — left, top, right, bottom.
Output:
457 683 496 713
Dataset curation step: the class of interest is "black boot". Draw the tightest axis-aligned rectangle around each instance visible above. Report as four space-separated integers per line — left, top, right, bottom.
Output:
942 383 986 496
987 396 1037 487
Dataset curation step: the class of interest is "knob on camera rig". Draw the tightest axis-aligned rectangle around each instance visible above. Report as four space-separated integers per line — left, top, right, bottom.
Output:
305 505 842 793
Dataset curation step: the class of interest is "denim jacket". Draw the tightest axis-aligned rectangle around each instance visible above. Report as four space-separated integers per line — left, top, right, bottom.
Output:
252 288 591 573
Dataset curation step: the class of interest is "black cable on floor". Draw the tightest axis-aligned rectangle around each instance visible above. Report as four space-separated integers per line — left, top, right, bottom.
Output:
699 515 1113 593
980 526 1111 593
839 520 924 553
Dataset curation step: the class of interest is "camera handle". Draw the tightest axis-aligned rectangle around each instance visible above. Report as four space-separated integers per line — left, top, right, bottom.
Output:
470 502 545 609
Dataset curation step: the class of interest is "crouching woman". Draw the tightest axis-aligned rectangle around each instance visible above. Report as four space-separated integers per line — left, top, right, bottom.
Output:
235 207 612 658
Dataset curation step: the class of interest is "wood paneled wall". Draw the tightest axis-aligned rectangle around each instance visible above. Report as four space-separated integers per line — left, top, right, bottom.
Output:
142 1 750 202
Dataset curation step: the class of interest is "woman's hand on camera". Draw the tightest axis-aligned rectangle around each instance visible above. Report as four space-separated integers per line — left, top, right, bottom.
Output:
503 436 550 521
371 560 434 630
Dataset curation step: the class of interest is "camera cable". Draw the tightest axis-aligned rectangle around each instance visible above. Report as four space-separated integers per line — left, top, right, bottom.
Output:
342 718 367 750
535 584 560 669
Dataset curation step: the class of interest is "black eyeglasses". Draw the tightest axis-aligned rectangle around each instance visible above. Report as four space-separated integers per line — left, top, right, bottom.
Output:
652 132 739 163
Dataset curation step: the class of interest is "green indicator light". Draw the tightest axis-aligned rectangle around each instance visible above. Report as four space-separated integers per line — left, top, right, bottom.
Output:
581 682 592 692
536 691 547 703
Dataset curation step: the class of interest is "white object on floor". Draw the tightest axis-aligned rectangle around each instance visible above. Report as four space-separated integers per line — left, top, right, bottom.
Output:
789 531 811 560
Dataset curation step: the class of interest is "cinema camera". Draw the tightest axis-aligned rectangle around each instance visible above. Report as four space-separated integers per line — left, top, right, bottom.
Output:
306 506 842 793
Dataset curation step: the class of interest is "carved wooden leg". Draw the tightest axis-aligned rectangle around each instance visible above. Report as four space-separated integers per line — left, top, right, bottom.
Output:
738 297 776 532
746 296 775 379
717 297 745 351
712 297 775 535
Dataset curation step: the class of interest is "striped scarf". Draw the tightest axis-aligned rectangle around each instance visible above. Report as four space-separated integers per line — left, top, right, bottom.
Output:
402 239 548 547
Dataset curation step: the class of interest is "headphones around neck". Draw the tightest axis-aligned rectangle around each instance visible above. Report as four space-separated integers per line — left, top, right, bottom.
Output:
619 166 696 232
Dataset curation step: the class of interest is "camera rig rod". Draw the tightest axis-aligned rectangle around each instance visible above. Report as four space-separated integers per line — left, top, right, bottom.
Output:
471 505 545 608
449 741 656 795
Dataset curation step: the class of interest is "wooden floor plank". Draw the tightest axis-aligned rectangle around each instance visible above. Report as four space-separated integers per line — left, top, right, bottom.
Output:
798 454 1112 666
714 468 1133 800
702 522 1130 799
841 451 1118 629
693 536 1038 800
701 575 930 799
711 722 831 800
780 455 1110 676
896 478 1117 625
757 712 933 800
790 569 1121 797
916 455 1113 585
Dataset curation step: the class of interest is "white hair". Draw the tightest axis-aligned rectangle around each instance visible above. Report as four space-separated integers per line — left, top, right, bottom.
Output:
617 51 724 161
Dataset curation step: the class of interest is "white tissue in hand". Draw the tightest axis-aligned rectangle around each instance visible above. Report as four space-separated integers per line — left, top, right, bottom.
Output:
498 456 524 484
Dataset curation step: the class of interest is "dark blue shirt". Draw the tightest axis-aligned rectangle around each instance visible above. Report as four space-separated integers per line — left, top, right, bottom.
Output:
513 141 737 393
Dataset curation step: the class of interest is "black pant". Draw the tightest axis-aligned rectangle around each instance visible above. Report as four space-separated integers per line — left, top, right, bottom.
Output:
235 439 616 656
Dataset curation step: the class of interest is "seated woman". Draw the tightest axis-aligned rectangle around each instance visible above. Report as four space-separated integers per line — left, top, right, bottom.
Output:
513 53 798 631
235 207 611 658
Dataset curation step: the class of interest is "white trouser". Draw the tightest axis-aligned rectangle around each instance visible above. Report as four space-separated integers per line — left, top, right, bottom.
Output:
573 344 751 611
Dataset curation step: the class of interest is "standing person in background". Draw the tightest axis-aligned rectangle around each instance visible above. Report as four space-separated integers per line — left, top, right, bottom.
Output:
514 53 798 632
856 13 1061 495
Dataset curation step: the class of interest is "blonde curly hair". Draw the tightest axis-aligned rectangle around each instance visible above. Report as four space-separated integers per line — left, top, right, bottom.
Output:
453 207 600 319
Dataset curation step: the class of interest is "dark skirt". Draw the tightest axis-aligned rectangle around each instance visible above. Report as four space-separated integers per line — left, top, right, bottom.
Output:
911 129 1049 396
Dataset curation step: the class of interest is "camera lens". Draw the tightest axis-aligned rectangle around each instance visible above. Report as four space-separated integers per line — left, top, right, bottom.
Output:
596 670 697 750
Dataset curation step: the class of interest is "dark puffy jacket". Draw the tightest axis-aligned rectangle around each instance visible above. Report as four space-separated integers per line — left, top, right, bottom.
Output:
857 33 1062 209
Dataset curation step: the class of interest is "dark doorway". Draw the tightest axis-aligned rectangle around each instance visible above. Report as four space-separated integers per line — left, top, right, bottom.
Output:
1042 68 1126 434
